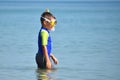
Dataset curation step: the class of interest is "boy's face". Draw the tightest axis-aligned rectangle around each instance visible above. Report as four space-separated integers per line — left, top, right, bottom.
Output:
43 17 56 30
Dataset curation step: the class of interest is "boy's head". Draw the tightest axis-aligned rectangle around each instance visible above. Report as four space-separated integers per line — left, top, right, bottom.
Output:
40 10 57 30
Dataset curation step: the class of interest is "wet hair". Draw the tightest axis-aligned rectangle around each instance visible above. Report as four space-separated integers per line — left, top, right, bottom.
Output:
40 12 56 24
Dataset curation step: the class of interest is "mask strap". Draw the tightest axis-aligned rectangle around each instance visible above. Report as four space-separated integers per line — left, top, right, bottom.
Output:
41 16 51 22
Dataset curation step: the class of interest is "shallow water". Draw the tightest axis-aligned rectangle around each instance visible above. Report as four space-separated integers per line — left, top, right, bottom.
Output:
0 1 120 80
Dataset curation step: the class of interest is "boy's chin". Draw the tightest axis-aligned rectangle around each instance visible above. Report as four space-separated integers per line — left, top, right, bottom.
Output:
50 27 55 32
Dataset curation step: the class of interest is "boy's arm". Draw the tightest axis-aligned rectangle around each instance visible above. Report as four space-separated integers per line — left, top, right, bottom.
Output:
42 45 52 69
41 30 51 69
50 53 58 64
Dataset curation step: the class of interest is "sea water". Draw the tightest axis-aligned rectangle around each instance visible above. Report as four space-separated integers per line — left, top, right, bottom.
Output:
0 1 120 80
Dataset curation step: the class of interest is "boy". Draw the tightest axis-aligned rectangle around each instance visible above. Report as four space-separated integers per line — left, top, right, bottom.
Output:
36 9 58 69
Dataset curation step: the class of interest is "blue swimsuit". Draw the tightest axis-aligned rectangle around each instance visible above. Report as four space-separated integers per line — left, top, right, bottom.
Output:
38 27 52 57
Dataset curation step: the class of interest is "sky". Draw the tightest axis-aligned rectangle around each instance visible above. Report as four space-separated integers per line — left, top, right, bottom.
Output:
0 0 120 1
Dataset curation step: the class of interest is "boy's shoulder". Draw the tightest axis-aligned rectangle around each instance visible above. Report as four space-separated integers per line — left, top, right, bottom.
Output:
41 29 49 37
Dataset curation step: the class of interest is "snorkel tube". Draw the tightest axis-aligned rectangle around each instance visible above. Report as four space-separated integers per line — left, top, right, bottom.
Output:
45 8 56 32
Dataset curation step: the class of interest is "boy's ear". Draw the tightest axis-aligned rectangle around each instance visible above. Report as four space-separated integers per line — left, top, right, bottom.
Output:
43 21 47 25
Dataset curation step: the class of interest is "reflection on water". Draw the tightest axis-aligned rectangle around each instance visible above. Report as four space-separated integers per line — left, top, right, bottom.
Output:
36 68 57 80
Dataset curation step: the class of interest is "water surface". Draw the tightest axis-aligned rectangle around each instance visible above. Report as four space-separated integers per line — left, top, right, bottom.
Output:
0 1 120 80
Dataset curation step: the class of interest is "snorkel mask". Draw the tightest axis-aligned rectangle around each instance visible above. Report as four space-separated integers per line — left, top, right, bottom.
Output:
41 16 57 27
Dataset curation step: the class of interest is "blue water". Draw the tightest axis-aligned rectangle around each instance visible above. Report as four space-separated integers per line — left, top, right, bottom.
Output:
0 1 120 80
